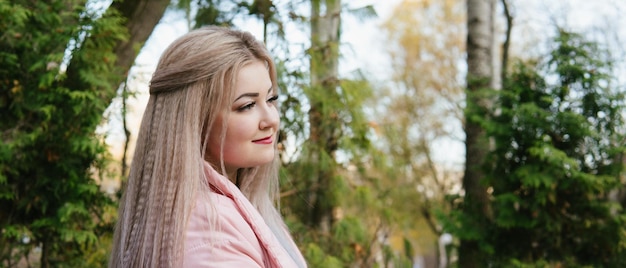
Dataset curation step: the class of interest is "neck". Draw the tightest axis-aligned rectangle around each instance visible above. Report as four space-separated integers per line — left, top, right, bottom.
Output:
228 168 241 188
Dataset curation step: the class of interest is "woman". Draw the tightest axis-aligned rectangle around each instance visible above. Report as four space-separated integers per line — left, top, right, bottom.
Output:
109 26 307 268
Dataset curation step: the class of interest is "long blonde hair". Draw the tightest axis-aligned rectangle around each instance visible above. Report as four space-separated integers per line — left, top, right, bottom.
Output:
110 26 294 267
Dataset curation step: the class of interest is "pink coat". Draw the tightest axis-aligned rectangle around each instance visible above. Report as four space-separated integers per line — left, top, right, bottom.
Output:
182 162 307 267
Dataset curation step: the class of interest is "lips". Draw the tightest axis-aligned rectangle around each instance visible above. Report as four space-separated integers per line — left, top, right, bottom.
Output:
252 135 273 144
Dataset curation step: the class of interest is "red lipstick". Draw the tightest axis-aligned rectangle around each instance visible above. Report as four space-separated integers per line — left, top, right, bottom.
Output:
252 135 273 144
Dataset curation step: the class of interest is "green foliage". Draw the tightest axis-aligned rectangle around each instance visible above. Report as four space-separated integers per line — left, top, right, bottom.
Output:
0 0 126 266
304 243 343 268
279 71 380 266
177 0 285 37
275 1 387 265
452 30 626 267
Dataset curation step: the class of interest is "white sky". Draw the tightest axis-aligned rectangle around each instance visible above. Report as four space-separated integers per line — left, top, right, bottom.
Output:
102 0 626 170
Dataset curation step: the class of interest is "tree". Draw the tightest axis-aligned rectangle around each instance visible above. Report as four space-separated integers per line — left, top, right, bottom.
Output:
109 0 170 82
482 30 626 267
304 0 342 232
456 0 497 266
271 0 382 266
0 0 169 266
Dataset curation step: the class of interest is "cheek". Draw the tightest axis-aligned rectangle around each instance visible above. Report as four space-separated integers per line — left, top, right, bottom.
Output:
220 117 253 152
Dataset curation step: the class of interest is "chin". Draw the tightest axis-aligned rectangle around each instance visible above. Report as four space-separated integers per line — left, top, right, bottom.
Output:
236 157 275 169
257 158 275 167
258 151 276 163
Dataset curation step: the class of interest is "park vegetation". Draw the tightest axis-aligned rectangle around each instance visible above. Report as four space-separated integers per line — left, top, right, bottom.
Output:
1 0 625 267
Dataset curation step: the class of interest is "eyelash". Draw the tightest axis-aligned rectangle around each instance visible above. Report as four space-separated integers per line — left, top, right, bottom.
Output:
267 95 279 104
237 95 279 112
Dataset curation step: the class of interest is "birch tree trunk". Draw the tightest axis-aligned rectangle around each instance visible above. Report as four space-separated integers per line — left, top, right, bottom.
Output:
459 0 496 266
307 0 341 232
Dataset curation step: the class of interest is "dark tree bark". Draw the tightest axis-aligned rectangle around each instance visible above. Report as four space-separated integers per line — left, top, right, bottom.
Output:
64 0 170 94
110 0 171 78
501 0 513 81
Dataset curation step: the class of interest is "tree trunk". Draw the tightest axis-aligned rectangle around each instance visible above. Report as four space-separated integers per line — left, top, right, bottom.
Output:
500 0 513 82
459 0 496 267
308 0 341 232
110 0 171 79
65 0 170 96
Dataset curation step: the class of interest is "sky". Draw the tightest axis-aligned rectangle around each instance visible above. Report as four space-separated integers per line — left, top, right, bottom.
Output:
101 0 626 171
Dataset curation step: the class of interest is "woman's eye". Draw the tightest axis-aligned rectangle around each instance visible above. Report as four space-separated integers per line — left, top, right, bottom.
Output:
237 102 256 111
267 95 279 104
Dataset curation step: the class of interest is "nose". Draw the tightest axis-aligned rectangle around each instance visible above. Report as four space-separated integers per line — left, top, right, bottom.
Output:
259 103 279 130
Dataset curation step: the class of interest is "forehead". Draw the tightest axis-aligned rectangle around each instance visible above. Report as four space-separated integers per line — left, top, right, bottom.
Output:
234 61 272 94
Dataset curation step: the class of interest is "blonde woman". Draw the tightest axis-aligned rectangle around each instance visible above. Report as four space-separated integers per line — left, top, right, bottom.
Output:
109 26 307 268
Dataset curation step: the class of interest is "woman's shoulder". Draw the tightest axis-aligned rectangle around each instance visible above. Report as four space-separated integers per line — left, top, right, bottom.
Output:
185 192 259 249
182 192 266 266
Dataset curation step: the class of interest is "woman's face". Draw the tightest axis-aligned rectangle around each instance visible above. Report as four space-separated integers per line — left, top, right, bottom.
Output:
209 60 279 175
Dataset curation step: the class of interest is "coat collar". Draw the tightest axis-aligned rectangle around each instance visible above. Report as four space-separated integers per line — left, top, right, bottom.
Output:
203 162 306 268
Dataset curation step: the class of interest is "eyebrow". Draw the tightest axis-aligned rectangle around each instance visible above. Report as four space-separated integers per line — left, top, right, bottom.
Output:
234 87 273 102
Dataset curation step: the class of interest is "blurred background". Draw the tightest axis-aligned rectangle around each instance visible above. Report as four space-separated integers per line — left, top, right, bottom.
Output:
2 0 626 267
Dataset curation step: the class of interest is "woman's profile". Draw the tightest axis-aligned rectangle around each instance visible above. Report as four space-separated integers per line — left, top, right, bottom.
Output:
109 26 307 268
